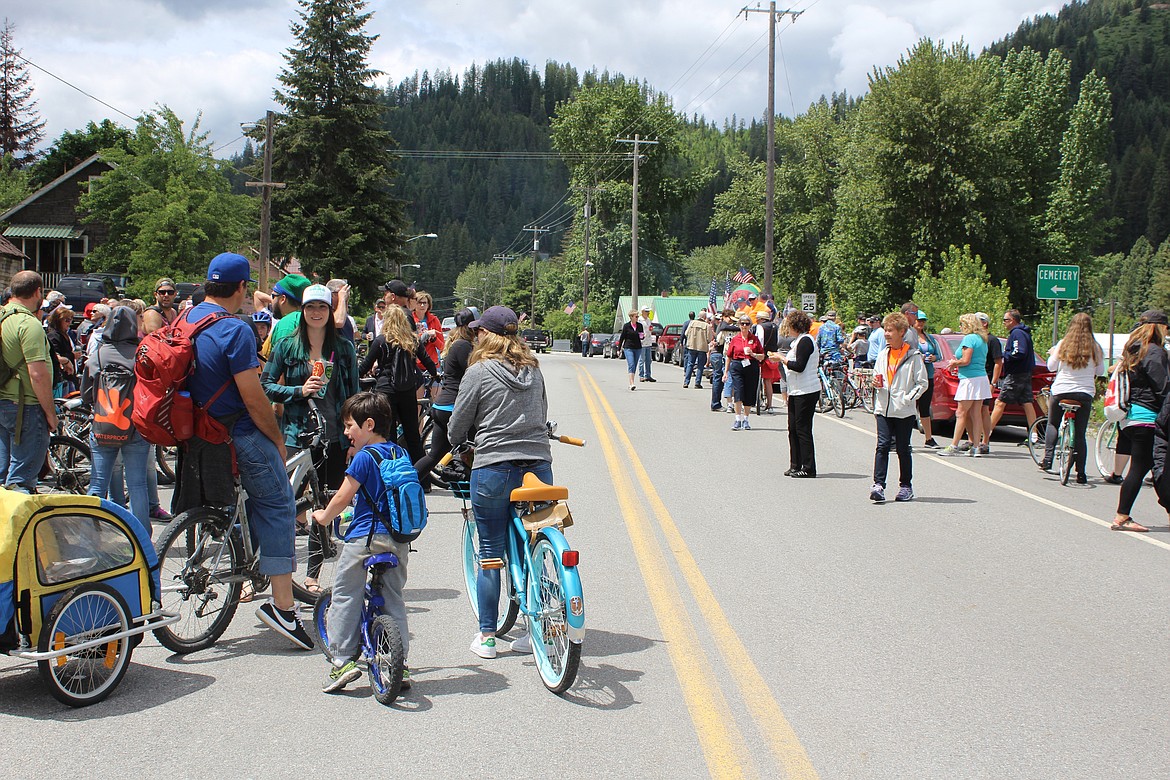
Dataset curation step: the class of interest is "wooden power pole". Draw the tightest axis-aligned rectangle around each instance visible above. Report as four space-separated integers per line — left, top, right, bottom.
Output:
617 134 658 311
244 110 285 291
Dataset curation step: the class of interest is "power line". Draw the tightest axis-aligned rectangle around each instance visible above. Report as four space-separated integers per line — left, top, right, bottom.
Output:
12 52 138 124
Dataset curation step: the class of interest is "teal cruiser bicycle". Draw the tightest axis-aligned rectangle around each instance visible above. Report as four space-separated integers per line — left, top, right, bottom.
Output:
440 422 586 694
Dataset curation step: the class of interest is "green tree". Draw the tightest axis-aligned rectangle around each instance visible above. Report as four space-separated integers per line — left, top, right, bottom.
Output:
0 151 28 211
270 0 407 299
0 21 44 166
910 245 1013 337
28 120 132 189
79 107 256 296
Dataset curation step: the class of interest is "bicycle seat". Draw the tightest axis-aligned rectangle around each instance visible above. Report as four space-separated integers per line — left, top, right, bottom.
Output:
364 552 399 570
1058 400 1083 410
510 472 568 502
63 397 88 411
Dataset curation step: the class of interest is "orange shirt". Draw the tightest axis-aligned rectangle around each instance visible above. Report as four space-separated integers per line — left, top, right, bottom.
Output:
885 343 910 386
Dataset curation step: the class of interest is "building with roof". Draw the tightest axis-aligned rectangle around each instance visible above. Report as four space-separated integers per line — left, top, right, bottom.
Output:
0 235 28 284
0 154 113 290
612 296 710 332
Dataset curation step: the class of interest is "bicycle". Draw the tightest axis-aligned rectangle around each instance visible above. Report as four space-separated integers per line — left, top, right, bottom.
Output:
40 435 92 494
843 365 876 414
1043 399 1084 485
54 395 177 485
1095 420 1121 479
312 551 406 706
287 402 338 604
816 362 846 418
440 422 586 694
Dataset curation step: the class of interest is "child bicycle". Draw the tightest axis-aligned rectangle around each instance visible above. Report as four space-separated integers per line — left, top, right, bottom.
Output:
439 422 586 694
312 547 406 705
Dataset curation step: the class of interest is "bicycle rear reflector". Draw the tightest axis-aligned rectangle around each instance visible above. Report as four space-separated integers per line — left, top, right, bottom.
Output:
561 550 579 567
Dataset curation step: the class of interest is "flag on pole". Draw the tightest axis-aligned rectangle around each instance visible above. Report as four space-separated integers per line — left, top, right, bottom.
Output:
733 266 756 285
782 297 795 317
564 301 577 314
707 276 718 316
723 271 732 307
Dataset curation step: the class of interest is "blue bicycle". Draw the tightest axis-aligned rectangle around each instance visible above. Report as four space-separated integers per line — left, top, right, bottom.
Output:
440 423 586 694
313 551 406 706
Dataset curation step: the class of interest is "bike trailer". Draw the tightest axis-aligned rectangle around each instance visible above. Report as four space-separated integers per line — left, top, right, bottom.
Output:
1 490 178 706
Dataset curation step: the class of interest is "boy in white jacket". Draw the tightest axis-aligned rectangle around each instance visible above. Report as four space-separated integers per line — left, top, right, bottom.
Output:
871 312 929 503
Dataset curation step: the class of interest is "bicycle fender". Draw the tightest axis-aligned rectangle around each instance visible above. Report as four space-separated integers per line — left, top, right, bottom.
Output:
536 528 585 642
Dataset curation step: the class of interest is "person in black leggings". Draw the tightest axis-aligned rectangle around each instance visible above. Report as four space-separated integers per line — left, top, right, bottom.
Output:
358 304 439 475
414 309 478 486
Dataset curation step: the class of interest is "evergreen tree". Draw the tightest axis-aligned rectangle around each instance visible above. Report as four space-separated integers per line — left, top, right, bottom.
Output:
0 20 45 166
270 0 406 298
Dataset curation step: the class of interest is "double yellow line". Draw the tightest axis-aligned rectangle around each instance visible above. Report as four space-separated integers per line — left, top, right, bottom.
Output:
575 367 819 780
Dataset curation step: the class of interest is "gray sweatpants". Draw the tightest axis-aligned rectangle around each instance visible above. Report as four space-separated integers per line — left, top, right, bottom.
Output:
326 533 410 663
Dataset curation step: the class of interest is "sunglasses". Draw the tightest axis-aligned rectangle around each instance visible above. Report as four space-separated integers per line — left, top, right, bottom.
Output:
157 289 176 295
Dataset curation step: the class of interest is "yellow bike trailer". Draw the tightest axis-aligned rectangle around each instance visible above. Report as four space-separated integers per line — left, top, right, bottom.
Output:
0 490 178 706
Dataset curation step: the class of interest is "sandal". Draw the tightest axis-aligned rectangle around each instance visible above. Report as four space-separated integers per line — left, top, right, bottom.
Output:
302 579 322 596
1110 517 1149 533
239 582 256 603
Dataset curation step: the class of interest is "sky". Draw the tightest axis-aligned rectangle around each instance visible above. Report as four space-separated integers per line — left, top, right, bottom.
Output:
2 0 1065 157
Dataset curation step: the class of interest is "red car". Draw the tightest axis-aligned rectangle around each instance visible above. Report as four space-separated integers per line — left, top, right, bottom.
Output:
654 323 679 362
929 334 1053 427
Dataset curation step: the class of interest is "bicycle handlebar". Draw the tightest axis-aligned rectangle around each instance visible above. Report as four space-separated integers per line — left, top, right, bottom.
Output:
557 435 586 447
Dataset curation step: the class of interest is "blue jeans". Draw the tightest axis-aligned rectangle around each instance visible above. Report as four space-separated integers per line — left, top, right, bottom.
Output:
233 426 296 576
624 348 640 375
0 402 50 492
110 448 160 511
471 460 553 634
640 346 654 379
684 349 707 386
581 340 590 357
90 430 151 535
709 352 725 408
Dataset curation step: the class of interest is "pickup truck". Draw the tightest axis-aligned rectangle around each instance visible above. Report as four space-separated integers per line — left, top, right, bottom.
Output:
656 324 685 363
521 328 552 353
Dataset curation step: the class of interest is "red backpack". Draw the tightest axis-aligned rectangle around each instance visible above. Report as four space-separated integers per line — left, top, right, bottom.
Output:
132 310 235 446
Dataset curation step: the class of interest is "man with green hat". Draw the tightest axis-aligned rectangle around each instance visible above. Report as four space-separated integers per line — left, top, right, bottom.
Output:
261 274 311 359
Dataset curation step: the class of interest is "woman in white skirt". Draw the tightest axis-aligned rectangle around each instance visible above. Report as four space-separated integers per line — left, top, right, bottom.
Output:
939 314 991 457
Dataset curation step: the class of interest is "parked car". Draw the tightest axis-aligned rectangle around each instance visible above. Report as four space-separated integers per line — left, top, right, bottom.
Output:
522 328 552 353
654 324 680 362
585 333 611 357
441 316 455 334
929 334 1054 429
604 332 623 358
175 282 204 304
55 276 119 310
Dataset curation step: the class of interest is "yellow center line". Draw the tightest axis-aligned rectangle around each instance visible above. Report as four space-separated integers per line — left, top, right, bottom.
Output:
575 371 754 780
579 367 821 780
821 413 1170 553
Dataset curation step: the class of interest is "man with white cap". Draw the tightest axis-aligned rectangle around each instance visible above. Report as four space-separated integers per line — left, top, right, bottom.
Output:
744 292 769 324
638 305 656 382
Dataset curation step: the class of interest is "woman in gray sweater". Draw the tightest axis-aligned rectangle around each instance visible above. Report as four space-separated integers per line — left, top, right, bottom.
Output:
449 306 551 660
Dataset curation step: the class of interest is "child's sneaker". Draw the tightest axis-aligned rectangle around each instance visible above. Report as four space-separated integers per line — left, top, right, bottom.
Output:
895 485 914 502
470 634 497 659
742 420 752 431
256 603 314 650
323 660 362 693
869 483 885 502
510 633 533 654
732 419 742 431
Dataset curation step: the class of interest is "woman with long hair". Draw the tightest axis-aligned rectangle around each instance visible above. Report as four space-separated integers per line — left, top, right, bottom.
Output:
45 305 77 397
449 306 551 659
1109 311 1170 531
1042 313 1105 483
262 284 360 592
413 308 478 487
913 311 942 448
359 302 439 468
939 314 990 457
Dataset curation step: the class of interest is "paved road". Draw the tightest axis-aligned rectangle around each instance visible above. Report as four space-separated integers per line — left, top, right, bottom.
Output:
2 352 1168 778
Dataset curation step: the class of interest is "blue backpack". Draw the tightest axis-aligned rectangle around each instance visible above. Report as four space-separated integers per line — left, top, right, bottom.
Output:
356 444 428 545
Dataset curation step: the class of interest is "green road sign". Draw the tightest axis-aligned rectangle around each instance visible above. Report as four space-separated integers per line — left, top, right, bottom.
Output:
1036 264 1080 301
582 312 592 327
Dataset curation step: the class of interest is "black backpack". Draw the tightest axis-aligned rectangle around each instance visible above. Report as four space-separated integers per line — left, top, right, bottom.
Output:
381 341 421 393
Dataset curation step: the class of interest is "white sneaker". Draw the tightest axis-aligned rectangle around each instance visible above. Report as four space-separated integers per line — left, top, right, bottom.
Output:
470 634 497 659
509 633 533 654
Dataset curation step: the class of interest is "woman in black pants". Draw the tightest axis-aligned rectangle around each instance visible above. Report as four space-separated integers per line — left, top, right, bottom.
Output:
414 308 477 485
359 303 439 472
782 310 820 478
1110 312 1169 531
1041 313 1104 483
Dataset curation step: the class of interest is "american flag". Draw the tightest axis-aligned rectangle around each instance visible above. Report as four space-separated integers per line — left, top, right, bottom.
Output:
564 301 577 314
733 266 755 285
706 276 718 317
723 271 732 306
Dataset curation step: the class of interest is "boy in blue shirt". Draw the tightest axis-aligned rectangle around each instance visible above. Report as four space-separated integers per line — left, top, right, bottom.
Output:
312 392 413 693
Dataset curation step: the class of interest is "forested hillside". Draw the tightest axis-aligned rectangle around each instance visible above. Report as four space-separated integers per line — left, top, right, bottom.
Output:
990 0 1170 254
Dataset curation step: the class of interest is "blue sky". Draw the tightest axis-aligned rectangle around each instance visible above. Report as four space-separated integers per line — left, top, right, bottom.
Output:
5 0 1062 155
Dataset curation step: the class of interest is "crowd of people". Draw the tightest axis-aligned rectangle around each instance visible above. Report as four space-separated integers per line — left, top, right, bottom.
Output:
0 255 556 694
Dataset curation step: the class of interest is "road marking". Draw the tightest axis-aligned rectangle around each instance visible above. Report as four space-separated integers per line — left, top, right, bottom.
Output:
821 413 1170 553
579 368 821 780
576 372 754 779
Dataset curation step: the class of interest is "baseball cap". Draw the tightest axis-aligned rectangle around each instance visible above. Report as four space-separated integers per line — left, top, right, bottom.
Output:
155 277 176 292
916 309 927 321
384 279 414 298
826 309 837 318
641 305 651 312
975 311 990 324
454 307 479 328
469 305 519 336
84 302 97 317
273 274 311 304
301 284 332 307
748 292 758 299
1140 309 1169 325
866 314 881 323
206 252 256 284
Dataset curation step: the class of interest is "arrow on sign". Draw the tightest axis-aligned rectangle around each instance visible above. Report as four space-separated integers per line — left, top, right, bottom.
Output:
1052 286 1065 294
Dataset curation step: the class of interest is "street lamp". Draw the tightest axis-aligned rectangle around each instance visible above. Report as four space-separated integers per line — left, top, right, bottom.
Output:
389 233 437 278
407 233 438 243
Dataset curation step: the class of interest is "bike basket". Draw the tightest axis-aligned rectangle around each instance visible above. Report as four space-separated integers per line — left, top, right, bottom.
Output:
522 502 573 535
451 481 472 500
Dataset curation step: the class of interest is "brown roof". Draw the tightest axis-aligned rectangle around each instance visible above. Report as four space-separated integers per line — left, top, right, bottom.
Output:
0 235 26 260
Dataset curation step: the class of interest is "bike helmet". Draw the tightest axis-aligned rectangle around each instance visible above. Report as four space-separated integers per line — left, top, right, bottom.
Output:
252 309 273 323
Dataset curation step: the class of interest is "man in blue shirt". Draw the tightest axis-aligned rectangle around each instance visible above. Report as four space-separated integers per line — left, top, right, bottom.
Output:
816 310 845 364
186 252 313 650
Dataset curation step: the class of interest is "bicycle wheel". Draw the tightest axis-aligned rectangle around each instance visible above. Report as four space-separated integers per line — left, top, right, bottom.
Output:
1026 418 1049 466
528 535 582 694
312 587 334 659
1095 421 1120 479
41 435 91 494
755 374 764 416
460 516 518 635
367 615 405 705
1059 421 1074 486
840 379 859 410
155 445 177 485
153 508 243 653
816 381 830 414
860 383 876 414
291 466 339 605
833 379 846 418
37 583 132 707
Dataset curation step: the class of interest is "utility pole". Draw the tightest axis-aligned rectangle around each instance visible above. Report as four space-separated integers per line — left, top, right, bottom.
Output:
523 226 548 324
617 134 658 311
580 184 604 318
244 110 285 292
493 253 512 304
742 3 804 298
